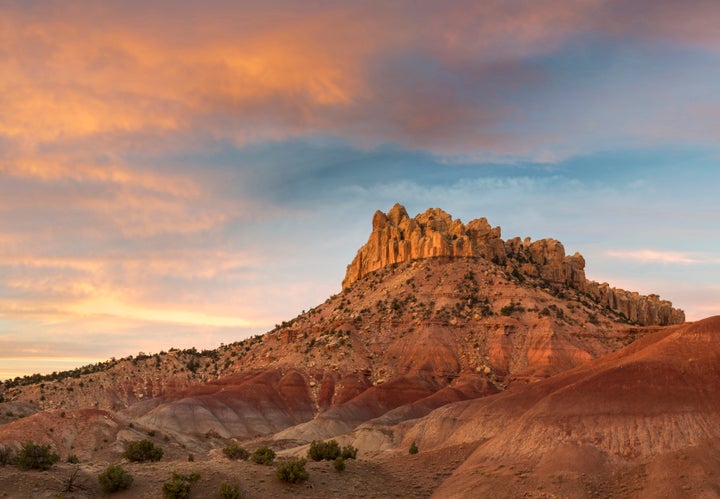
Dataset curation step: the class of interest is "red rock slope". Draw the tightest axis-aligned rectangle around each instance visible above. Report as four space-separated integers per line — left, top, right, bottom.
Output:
386 316 720 497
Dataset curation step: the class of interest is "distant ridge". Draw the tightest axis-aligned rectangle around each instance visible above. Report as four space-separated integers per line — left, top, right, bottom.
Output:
344 204 684 326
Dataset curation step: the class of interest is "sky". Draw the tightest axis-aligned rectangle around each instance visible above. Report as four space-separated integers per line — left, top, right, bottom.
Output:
1 0 719 379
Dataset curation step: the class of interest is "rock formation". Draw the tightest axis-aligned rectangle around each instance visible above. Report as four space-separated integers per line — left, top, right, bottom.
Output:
1 202 709 498
344 204 684 326
393 316 720 498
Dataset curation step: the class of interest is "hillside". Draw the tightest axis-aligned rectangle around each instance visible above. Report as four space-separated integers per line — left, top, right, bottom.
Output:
0 204 696 498
393 316 720 497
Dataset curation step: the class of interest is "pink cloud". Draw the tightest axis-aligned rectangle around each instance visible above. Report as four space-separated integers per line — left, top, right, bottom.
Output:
605 249 720 265
1 0 717 157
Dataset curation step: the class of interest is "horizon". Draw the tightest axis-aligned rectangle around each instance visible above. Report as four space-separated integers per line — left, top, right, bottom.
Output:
1 1 719 379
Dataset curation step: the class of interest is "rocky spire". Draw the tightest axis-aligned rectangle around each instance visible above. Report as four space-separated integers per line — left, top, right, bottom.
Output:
343 204 685 326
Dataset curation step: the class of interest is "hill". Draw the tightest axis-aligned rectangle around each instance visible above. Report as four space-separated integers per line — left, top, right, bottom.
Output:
389 316 720 497
0 204 697 498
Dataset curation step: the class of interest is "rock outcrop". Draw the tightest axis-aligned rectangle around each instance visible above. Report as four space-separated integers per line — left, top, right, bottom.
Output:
343 204 684 326
342 204 506 289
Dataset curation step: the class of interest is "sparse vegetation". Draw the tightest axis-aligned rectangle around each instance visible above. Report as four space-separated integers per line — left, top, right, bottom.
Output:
59 466 86 495
66 454 79 464
275 457 309 483
16 441 59 470
0 445 15 466
501 302 521 316
162 472 200 499
123 439 163 462
306 439 358 466
250 445 275 465
308 439 341 461
333 456 346 472
341 444 358 460
220 481 244 499
223 442 249 460
186 358 200 373
409 441 419 454
98 465 133 493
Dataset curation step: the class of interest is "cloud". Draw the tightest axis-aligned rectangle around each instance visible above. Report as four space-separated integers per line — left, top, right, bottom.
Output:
605 250 720 265
1 1 719 377
1 0 719 159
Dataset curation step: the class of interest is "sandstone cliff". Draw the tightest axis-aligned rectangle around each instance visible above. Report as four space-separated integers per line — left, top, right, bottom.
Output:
343 204 684 326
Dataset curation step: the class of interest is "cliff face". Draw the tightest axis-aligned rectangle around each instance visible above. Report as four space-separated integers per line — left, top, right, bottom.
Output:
342 204 506 288
343 204 684 326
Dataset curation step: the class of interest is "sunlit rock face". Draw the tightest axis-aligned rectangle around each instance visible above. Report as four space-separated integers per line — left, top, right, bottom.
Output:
343 204 684 326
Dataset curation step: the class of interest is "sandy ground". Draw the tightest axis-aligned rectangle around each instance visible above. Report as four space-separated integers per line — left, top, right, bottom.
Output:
0 444 476 499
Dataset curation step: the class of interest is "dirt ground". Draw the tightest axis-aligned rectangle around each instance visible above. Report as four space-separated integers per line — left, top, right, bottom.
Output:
0 444 476 499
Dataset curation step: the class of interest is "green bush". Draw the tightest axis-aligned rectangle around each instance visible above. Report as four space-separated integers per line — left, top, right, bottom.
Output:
123 439 163 462
66 454 79 464
307 439 341 461
333 456 346 472
341 444 358 460
275 457 309 483
0 445 15 466
219 481 243 499
222 442 249 460
16 441 59 470
409 441 419 454
307 440 324 461
162 472 200 499
249 445 275 465
98 465 133 493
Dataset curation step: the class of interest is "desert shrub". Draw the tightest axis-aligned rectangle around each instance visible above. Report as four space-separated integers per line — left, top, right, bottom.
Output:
341 444 358 460
0 445 15 466
219 481 243 499
66 454 79 464
307 439 341 461
500 303 516 316
16 441 59 470
275 457 309 483
98 465 133 493
123 439 163 462
333 456 346 472
187 453 194 462
249 445 275 465
162 472 200 499
59 466 86 495
307 440 324 461
222 442 249 460
409 441 419 454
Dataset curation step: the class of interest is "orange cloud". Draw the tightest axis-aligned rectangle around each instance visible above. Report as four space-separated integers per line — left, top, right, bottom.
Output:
1 1 718 378
2 1 718 154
